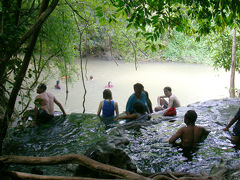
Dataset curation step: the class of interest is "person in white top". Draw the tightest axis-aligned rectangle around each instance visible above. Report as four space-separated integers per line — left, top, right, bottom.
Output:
34 83 66 124
154 86 180 112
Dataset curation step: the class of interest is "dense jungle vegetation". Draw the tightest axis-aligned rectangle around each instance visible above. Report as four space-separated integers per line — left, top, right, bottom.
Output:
1 0 240 155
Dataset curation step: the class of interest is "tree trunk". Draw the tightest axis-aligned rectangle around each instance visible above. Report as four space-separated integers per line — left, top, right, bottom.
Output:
230 27 236 98
0 0 59 155
0 0 59 84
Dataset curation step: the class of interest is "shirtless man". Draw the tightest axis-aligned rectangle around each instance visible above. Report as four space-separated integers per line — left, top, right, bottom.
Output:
154 86 180 112
169 110 210 148
34 83 66 124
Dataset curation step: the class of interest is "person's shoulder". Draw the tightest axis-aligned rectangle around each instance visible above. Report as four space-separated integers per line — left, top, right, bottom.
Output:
46 92 54 97
170 94 177 99
177 126 186 133
196 125 209 132
128 93 135 100
141 92 147 98
35 93 42 99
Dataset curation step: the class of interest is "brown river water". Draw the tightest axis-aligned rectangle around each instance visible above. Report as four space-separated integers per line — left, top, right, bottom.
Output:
33 59 240 114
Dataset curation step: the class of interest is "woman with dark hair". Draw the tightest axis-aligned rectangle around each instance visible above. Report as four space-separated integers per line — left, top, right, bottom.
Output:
97 89 119 125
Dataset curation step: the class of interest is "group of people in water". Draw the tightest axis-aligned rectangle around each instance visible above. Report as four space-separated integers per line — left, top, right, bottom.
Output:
33 82 240 156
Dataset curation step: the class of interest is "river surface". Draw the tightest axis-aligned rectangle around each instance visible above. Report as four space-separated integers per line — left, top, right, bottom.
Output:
42 59 240 114
36 59 240 113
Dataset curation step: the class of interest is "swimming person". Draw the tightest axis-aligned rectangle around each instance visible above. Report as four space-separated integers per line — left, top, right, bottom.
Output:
169 110 210 148
105 81 114 88
126 83 149 115
223 108 240 145
97 89 119 125
115 102 150 122
55 80 61 89
154 86 180 116
34 83 66 125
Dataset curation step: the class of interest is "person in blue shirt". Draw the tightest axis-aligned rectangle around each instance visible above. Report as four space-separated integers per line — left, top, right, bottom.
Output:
126 83 149 115
97 89 119 125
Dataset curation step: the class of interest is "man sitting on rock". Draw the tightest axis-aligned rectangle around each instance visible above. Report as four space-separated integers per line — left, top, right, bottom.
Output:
154 86 180 116
34 83 66 124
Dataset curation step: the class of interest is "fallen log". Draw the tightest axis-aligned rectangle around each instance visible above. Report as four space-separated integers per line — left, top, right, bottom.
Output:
0 154 150 180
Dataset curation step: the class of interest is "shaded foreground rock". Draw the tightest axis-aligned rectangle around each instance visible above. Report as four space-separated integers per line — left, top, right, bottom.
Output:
74 140 137 178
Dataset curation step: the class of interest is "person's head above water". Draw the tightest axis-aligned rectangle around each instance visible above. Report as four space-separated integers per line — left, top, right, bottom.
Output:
37 83 47 94
134 83 144 96
56 80 60 85
163 86 172 97
103 89 112 100
90 75 93 80
184 110 197 126
133 102 145 114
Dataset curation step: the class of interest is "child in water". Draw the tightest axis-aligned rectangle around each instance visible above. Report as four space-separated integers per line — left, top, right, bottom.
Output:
169 110 210 148
97 89 119 124
115 102 151 122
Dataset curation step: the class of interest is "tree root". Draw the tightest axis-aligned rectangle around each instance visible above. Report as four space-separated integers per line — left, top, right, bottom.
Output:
0 154 149 180
0 154 231 180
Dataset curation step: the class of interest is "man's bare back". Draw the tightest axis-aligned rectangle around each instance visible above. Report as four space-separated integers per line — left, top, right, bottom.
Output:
169 125 209 147
169 110 210 148
35 92 55 115
34 83 66 124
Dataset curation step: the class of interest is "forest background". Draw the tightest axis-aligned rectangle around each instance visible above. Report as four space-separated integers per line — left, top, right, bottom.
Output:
0 0 240 155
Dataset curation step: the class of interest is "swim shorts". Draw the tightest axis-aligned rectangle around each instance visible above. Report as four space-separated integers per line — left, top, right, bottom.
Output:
37 109 54 124
163 107 176 116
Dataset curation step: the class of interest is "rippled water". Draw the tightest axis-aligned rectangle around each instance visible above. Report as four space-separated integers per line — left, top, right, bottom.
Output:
3 98 240 177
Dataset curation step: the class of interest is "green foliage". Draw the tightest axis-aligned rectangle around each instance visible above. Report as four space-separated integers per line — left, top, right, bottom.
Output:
209 30 240 72
162 31 211 64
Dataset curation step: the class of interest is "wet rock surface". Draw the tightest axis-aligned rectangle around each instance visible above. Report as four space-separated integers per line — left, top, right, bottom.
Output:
2 98 240 178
